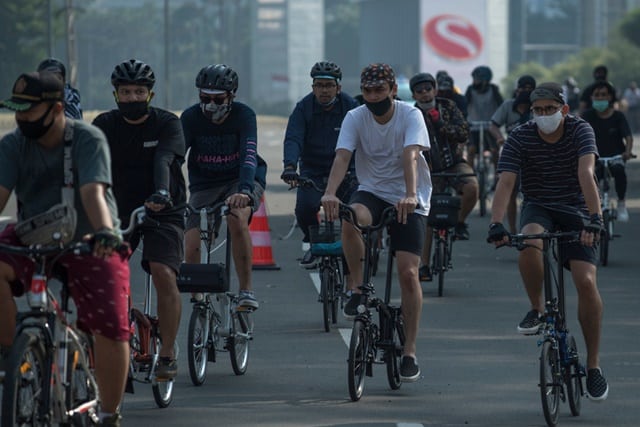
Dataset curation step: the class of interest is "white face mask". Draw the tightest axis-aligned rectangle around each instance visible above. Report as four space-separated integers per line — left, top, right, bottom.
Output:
201 101 231 123
533 110 563 134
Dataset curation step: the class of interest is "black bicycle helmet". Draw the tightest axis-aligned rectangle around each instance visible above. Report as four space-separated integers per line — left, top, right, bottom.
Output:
195 64 239 93
37 58 66 80
310 61 342 80
111 59 156 89
471 65 493 82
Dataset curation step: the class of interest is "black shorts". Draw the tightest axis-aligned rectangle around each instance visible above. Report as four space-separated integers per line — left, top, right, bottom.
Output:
349 191 426 256
520 202 597 266
127 219 184 274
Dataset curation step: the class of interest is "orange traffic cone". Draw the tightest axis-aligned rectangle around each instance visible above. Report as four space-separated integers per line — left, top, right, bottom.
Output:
250 195 280 270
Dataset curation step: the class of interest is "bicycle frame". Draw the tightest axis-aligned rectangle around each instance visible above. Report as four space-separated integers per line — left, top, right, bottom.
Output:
469 120 495 217
1 242 99 425
597 155 623 266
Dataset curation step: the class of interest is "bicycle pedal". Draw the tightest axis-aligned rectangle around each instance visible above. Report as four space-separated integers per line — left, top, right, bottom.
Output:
236 306 255 313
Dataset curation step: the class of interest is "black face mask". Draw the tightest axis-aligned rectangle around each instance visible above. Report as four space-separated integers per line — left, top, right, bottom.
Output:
364 97 392 116
17 104 55 139
117 101 149 121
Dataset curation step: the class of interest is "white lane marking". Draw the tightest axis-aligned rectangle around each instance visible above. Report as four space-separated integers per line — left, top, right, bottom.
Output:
310 271 320 294
339 328 351 346
397 424 424 427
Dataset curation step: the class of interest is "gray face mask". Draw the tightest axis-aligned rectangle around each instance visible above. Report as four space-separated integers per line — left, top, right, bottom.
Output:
416 100 436 110
200 102 232 123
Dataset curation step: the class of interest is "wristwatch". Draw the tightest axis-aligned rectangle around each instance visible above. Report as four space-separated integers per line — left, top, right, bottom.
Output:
157 189 170 197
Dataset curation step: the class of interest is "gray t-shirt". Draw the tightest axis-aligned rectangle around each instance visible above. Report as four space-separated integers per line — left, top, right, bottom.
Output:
0 120 120 239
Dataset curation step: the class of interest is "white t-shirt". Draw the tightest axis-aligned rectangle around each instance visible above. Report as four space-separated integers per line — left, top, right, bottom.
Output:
336 101 432 215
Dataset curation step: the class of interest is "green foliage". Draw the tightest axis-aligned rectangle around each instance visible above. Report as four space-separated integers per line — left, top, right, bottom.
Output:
619 8 640 49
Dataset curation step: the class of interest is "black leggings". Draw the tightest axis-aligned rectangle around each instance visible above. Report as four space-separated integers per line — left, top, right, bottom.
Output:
596 162 627 200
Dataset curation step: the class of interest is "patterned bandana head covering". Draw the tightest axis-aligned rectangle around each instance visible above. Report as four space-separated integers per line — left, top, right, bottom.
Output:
360 63 396 88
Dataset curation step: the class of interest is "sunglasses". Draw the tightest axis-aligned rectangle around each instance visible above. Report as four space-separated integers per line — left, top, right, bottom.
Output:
199 94 227 105
413 84 434 94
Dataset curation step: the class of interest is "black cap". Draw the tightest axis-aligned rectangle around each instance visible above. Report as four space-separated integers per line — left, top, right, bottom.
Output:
410 73 436 92
0 71 64 112
37 58 67 80
529 82 565 105
517 75 536 89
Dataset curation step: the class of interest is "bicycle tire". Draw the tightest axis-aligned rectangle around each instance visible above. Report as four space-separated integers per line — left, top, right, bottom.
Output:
385 309 404 390
478 168 487 217
565 335 582 417
331 262 342 324
540 340 561 427
229 310 252 375
1 332 47 427
187 305 210 386
600 211 610 266
437 239 446 297
348 319 368 401
321 267 331 332
151 332 175 408
371 232 381 277
65 333 99 425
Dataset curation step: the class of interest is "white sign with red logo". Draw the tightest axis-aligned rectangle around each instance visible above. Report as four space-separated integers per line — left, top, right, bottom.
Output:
420 0 487 91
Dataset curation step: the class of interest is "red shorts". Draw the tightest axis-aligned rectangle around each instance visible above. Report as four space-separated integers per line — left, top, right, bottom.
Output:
0 225 131 342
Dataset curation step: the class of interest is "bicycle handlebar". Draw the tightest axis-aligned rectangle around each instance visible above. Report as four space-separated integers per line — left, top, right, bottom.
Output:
468 120 492 131
339 204 396 233
0 240 90 259
185 201 230 218
120 206 148 235
504 230 581 250
290 175 325 193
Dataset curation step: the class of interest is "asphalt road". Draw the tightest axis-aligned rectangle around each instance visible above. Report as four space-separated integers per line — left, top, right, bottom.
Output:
1 117 639 426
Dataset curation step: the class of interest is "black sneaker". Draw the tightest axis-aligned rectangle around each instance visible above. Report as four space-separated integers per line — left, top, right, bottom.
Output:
156 357 178 381
343 292 365 320
517 310 543 335
419 265 432 282
586 368 609 401
99 413 122 426
238 290 259 311
299 249 318 269
399 355 420 382
454 222 470 240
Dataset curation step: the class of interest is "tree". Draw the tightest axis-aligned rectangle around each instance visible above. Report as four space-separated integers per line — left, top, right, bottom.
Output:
619 8 640 49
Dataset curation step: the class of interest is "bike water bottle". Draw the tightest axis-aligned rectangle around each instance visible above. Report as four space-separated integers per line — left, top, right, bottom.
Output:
28 274 47 309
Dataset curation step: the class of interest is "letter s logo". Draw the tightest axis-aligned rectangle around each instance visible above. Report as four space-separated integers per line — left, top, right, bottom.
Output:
424 14 483 60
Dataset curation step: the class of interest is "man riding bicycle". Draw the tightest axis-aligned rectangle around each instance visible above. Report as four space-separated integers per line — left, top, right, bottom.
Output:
281 61 359 269
0 70 130 426
93 59 187 382
180 64 266 311
409 72 477 282
321 63 432 382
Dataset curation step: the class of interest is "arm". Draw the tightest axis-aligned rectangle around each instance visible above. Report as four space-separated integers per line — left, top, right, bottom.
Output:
577 153 601 218
489 122 505 146
623 134 634 160
236 107 259 194
321 148 352 221
398 145 421 224
282 103 306 170
0 185 10 214
79 183 114 231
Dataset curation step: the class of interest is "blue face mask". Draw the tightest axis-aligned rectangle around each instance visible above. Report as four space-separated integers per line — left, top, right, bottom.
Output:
592 100 610 112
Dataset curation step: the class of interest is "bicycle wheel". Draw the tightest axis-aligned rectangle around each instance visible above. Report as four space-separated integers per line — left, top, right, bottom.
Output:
565 335 582 417
151 331 175 408
331 263 341 324
540 340 561 427
348 319 368 401
321 267 331 332
436 239 446 297
187 305 210 386
371 231 381 277
600 211 610 266
229 310 252 375
478 166 487 217
385 309 405 391
1 332 47 427
65 333 99 425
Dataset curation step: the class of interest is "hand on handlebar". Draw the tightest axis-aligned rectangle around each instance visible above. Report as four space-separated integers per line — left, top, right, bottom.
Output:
581 214 602 246
145 191 173 211
226 191 252 210
396 196 418 224
280 168 298 186
487 222 510 247
89 227 127 259
321 194 341 222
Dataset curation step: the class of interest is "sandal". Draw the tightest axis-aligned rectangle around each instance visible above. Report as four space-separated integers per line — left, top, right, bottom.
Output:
419 265 433 282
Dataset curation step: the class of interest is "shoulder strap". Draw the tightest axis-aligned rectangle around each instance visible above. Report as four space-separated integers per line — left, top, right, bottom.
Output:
62 120 75 205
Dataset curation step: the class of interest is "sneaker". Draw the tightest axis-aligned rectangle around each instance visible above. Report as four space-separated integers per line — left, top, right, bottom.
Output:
419 265 433 282
99 413 122 426
155 357 178 380
517 310 543 335
617 200 629 222
454 222 470 240
399 355 421 382
586 367 609 401
343 292 366 320
299 249 318 269
238 290 259 311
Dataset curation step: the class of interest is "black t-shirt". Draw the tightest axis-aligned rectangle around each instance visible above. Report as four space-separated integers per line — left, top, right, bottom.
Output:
93 107 186 225
581 109 631 157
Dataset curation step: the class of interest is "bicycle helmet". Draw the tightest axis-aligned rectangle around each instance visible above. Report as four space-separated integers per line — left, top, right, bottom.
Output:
471 65 493 82
37 58 66 80
195 64 239 94
111 59 156 89
310 61 342 81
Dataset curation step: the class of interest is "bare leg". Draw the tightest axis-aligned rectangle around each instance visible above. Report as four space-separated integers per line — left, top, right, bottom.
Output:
148 262 181 359
459 180 479 222
518 223 545 313
0 262 18 347
396 251 423 357
93 334 129 414
570 260 603 369
227 207 253 292
341 204 371 293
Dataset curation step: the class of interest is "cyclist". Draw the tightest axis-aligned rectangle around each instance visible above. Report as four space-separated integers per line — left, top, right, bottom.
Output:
180 64 266 311
0 70 130 426
321 63 431 382
489 75 537 233
581 80 634 222
408 72 476 282
93 59 187 381
487 82 609 401
436 72 467 118
37 57 83 119
464 65 503 171
578 64 609 115
281 60 359 268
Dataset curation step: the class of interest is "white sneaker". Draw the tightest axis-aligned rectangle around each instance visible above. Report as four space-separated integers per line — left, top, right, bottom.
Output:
617 201 629 222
